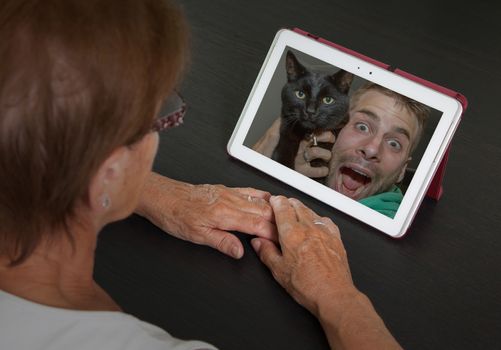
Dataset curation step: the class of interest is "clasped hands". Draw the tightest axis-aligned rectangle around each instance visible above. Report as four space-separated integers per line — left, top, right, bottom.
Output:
136 172 353 316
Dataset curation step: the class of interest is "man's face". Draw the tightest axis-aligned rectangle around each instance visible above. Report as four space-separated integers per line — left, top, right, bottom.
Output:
326 90 419 200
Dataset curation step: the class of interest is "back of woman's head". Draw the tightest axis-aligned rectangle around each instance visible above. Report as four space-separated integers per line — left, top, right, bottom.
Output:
0 0 188 265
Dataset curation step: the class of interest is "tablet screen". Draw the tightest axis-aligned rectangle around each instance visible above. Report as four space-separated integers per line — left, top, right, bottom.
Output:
228 29 463 237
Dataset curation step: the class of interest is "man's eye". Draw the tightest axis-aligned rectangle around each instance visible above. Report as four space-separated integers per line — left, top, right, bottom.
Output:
387 139 402 150
322 96 335 104
355 123 369 133
295 90 306 99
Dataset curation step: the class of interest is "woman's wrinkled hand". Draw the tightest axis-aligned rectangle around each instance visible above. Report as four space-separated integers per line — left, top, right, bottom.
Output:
251 195 355 316
136 172 277 259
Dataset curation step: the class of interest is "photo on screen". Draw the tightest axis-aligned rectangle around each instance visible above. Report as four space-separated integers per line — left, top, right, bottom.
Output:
243 47 442 219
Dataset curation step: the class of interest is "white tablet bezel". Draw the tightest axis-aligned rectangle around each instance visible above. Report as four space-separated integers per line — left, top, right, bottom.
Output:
227 29 463 237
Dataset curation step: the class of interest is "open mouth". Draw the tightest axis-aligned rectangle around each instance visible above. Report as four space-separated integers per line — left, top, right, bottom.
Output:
338 166 371 197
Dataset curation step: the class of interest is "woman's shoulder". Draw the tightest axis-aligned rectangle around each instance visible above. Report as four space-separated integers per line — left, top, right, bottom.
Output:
0 289 216 350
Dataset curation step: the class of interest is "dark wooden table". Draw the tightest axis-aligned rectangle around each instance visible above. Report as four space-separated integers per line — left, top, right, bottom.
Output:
94 1 501 349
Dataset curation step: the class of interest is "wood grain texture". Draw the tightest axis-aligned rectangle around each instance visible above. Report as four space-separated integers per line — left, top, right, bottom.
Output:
94 1 501 349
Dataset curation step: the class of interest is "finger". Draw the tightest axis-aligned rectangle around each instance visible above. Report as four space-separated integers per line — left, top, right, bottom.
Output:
269 195 298 232
234 187 271 201
204 228 245 259
314 130 336 143
240 196 274 222
288 197 319 224
216 209 278 242
251 238 284 278
311 216 342 240
228 188 274 222
297 138 310 154
307 146 332 162
288 202 340 240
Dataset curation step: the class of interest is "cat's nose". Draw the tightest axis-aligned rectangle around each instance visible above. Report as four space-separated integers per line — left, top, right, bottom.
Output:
306 105 316 115
305 106 316 120
303 112 315 121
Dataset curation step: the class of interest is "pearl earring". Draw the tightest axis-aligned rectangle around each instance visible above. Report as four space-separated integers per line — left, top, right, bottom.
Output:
102 194 111 209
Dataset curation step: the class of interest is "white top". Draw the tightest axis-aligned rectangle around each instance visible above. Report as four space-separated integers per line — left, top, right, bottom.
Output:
0 289 217 350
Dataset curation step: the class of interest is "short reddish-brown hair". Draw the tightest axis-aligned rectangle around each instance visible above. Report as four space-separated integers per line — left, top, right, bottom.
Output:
0 0 188 265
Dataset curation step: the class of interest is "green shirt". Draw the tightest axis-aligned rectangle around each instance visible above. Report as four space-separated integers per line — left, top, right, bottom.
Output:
358 185 403 219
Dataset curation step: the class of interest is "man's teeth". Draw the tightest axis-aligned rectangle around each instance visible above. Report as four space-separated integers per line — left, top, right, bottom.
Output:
350 168 369 178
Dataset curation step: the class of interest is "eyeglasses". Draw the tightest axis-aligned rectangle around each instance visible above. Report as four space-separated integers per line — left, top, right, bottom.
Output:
151 91 187 132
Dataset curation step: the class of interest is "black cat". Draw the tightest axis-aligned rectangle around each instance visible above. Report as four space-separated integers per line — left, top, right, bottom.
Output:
271 51 354 169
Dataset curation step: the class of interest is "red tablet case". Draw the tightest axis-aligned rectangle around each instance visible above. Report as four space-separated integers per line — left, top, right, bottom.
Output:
293 28 468 200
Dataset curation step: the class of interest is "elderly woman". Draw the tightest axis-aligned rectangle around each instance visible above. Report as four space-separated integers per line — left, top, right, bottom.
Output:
0 1 400 349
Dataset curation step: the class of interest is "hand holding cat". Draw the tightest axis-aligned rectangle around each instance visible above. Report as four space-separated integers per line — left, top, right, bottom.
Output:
135 172 277 259
294 131 336 178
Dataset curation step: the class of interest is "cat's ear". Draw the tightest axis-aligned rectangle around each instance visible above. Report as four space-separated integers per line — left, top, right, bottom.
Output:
285 51 306 81
332 70 354 94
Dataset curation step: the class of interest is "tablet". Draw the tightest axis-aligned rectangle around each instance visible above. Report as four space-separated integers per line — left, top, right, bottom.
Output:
227 28 466 238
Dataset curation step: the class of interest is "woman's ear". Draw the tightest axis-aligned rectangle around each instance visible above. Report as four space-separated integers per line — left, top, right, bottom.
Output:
87 146 131 214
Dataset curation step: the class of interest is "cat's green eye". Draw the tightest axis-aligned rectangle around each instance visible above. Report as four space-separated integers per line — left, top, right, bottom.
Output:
323 96 335 104
295 90 306 99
